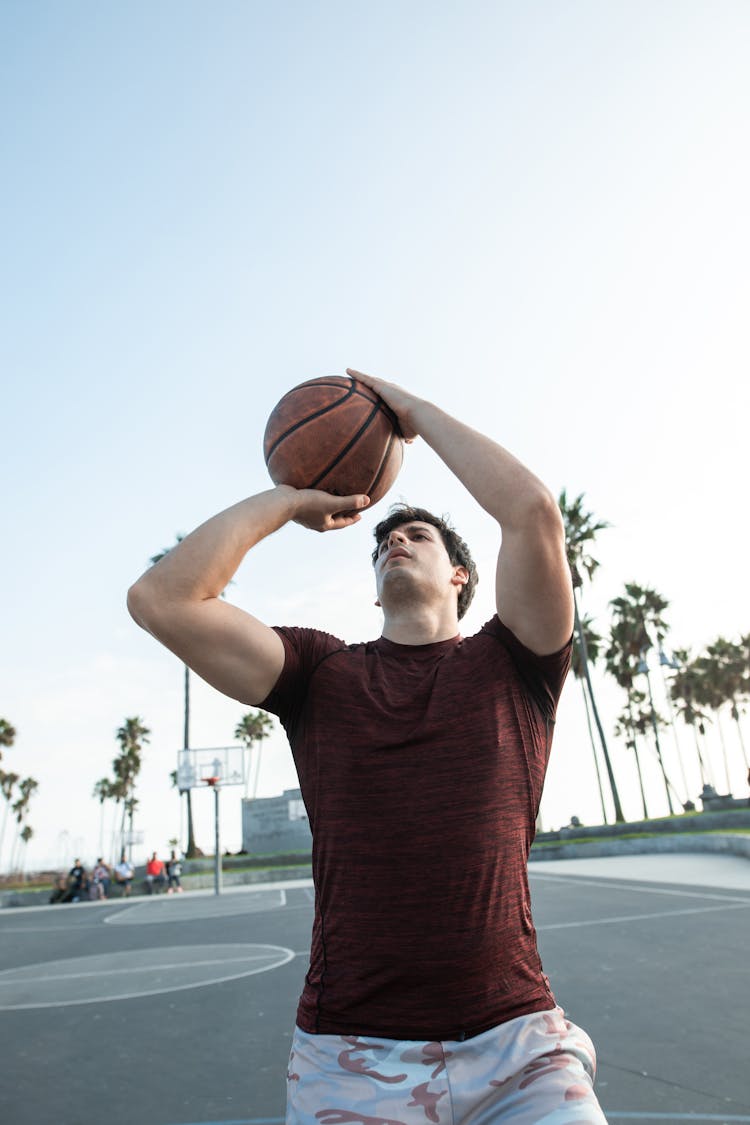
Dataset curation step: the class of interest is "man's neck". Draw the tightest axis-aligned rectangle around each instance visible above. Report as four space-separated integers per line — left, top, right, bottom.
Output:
380 606 460 646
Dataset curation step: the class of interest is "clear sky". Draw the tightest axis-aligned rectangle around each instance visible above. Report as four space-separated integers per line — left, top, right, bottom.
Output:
2 1 749 871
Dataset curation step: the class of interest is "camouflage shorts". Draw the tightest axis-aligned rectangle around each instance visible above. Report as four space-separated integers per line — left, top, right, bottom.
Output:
286 1005 607 1124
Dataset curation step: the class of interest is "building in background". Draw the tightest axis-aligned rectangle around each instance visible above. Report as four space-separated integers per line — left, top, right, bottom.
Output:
242 788 311 854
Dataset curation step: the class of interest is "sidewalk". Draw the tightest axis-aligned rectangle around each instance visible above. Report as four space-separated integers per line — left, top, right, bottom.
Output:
529 851 750 891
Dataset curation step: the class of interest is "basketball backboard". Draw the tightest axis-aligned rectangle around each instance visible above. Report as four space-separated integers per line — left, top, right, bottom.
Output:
177 746 246 791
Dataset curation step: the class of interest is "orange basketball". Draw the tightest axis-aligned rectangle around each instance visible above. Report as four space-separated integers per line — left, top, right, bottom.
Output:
263 374 404 506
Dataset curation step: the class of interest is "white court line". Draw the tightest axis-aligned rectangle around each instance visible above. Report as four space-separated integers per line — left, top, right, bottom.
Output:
0 953 283 985
103 885 286 924
538 900 750 930
606 1115 750 1121
0 877 313 923
0 923 112 934
0 944 296 1010
530 872 750 905
1 886 296 933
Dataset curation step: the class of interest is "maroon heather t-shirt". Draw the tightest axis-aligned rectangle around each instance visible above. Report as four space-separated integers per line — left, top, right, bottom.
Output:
261 615 571 1041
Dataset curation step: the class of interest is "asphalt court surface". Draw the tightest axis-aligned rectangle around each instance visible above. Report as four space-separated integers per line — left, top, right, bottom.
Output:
0 861 748 1125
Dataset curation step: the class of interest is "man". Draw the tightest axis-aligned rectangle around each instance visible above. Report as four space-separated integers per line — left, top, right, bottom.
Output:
167 850 184 894
145 851 167 894
67 858 86 903
91 857 111 900
128 370 606 1123
113 852 134 896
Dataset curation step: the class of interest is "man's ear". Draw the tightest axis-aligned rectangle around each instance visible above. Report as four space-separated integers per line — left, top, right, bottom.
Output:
452 566 469 589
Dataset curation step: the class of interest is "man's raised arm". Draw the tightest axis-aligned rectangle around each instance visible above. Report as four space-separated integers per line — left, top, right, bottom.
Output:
349 369 573 656
127 484 370 706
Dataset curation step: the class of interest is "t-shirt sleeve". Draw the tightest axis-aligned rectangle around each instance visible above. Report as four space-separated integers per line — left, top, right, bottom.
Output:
259 625 348 739
481 616 572 719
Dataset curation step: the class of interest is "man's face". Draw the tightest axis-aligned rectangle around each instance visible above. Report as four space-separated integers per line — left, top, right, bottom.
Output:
374 522 466 611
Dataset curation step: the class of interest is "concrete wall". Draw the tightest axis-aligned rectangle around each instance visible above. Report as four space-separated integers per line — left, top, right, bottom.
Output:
529 831 750 863
538 806 750 843
242 787 313 854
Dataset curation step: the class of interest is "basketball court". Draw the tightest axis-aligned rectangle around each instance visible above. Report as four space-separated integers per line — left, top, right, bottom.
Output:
0 858 748 1125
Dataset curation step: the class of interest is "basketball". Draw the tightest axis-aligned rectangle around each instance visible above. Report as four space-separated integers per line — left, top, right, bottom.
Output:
263 374 404 506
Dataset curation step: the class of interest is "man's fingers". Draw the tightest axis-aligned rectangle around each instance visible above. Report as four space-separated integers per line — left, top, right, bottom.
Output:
334 493 370 512
293 490 370 532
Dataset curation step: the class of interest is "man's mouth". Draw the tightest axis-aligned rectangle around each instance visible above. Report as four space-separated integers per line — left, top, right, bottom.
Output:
385 547 411 564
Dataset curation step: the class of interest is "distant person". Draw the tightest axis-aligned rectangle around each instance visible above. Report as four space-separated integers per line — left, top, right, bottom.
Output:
91 857 111 900
166 851 184 894
113 853 134 896
144 852 167 894
128 370 607 1122
67 859 86 903
49 873 72 904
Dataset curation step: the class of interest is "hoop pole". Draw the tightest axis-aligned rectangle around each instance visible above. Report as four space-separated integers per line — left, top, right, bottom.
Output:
213 785 222 896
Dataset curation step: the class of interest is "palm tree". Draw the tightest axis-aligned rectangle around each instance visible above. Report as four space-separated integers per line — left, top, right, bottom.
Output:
114 718 150 859
690 641 748 793
558 490 624 822
704 637 749 776
737 632 750 770
0 718 16 754
234 711 274 800
18 825 33 878
7 777 38 875
93 777 114 858
613 689 651 819
0 717 17 870
0 770 20 870
571 614 608 823
668 648 713 788
656 646 691 803
608 584 680 813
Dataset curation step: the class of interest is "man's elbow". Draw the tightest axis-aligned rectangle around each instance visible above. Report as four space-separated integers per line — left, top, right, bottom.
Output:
127 577 159 632
523 486 565 540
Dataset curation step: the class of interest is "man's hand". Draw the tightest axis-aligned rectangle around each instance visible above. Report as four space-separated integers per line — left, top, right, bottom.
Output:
290 486 371 532
346 368 422 441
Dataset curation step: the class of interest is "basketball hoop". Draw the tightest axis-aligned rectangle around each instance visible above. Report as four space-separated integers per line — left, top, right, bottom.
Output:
176 747 246 897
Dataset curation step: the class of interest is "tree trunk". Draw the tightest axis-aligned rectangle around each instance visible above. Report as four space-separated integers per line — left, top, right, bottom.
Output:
574 593 625 822
632 742 649 819
660 665 691 803
643 665 675 813
626 701 649 819
185 790 197 858
0 801 10 869
691 723 710 787
580 679 608 823
183 664 198 858
715 709 732 793
183 663 190 750
731 708 749 771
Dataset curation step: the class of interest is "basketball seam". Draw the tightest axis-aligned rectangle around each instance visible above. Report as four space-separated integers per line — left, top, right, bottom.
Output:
366 427 399 497
309 402 382 491
264 383 357 460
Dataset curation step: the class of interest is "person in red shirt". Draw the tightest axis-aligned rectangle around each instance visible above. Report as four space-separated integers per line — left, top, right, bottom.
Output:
145 852 167 894
128 371 607 1123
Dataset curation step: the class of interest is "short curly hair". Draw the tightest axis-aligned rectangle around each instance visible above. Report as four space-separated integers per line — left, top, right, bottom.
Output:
371 503 478 620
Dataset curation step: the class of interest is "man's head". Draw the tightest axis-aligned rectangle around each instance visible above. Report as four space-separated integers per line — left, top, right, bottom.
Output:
371 504 478 620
